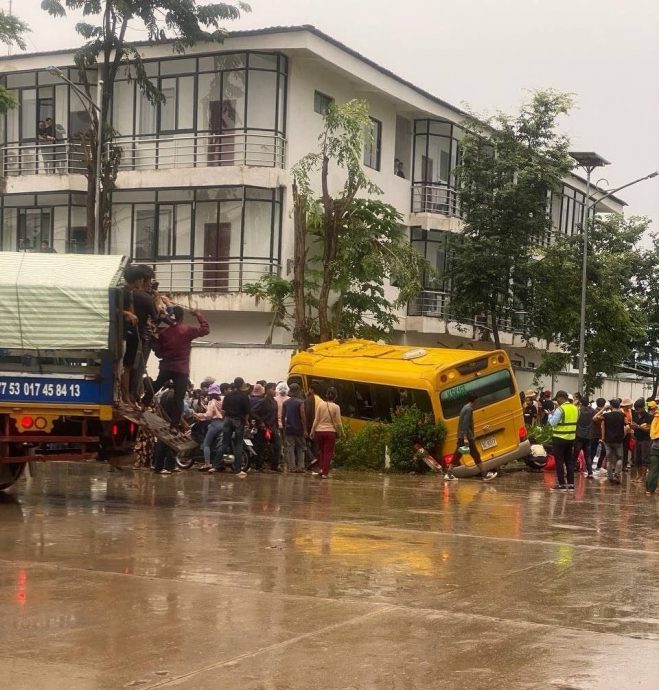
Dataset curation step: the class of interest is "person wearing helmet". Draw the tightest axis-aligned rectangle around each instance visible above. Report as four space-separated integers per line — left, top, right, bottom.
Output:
196 382 225 471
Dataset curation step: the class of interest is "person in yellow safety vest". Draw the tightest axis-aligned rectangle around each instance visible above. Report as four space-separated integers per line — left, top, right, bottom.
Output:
646 402 659 495
548 390 579 492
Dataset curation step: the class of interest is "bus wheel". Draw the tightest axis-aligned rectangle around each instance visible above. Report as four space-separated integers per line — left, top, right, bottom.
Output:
0 462 26 491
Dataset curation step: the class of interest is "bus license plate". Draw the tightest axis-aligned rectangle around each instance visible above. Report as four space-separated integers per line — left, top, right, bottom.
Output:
480 436 497 451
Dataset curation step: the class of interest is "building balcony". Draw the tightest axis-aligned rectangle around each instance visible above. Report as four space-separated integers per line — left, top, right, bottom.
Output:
112 132 286 172
147 257 280 295
408 290 451 319
1 141 88 177
411 183 460 216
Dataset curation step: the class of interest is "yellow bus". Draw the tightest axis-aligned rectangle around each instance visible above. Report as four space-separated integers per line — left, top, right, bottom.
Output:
288 339 529 478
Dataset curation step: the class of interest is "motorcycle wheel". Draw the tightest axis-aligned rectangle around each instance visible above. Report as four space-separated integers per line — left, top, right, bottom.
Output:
175 454 196 470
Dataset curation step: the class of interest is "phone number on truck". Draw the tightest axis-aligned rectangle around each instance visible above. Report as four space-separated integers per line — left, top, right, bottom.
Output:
0 381 82 398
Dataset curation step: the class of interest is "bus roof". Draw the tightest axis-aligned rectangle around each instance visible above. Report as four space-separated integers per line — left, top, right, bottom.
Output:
290 339 506 385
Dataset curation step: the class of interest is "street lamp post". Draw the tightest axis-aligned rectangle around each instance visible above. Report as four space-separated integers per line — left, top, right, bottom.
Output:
46 66 104 255
570 152 658 393
569 152 610 396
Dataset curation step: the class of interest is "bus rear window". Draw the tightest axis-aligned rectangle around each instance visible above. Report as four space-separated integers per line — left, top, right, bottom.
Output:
440 370 516 419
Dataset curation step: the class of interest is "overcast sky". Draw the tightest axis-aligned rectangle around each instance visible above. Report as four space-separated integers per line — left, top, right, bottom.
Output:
5 0 659 226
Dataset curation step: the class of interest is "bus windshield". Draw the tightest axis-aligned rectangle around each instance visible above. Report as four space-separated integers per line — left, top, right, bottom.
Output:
440 369 516 419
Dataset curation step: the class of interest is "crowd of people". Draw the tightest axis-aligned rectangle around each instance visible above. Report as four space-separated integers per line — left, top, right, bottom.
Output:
122 263 344 479
522 388 659 495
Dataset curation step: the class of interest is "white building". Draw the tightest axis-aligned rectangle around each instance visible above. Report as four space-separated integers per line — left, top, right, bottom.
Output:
0 25 632 389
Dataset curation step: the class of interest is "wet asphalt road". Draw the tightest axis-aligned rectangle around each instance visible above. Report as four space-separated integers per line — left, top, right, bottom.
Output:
0 463 658 689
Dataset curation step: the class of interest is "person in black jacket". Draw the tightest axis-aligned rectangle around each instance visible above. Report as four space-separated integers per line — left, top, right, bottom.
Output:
218 377 251 477
252 382 281 471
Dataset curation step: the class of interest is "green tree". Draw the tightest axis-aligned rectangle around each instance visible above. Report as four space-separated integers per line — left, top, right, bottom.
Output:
0 10 29 112
528 214 649 393
248 99 430 348
451 90 574 348
41 0 250 252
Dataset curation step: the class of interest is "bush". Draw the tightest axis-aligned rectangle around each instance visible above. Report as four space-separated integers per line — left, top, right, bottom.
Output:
389 406 447 473
527 424 552 445
333 421 391 471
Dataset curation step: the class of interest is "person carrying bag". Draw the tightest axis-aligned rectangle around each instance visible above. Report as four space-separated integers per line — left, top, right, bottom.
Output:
310 387 343 478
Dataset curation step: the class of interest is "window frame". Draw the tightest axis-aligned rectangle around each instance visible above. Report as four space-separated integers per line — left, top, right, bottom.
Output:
363 116 382 171
313 90 334 115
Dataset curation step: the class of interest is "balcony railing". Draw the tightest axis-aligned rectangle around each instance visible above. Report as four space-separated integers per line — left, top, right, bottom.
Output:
408 290 526 334
146 258 280 294
411 183 461 216
1 141 88 177
112 132 286 172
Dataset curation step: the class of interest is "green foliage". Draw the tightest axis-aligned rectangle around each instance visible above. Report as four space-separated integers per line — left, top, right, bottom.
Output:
249 99 430 347
333 422 391 471
528 214 649 393
41 0 249 251
243 274 293 345
0 10 29 113
526 424 553 445
451 90 574 347
389 407 447 473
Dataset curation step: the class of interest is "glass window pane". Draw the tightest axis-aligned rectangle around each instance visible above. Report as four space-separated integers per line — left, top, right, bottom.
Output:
134 204 157 259
136 91 157 135
36 193 68 206
363 118 381 171
245 187 274 200
243 200 272 259
196 187 242 201
111 203 132 256
160 78 177 131
68 206 88 254
277 76 286 133
69 88 91 139
4 194 35 208
21 89 37 140
113 80 134 136
314 91 333 115
174 204 192 257
429 120 452 136
197 73 221 132
113 190 155 203
219 200 243 257
159 58 196 76
354 382 375 420
18 208 51 251
209 53 246 71
158 205 173 257
249 53 278 70
7 72 36 88
247 70 277 130
177 76 194 130
6 94 19 141
1 208 17 251
158 189 194 202
222 71 246 130
53 206 67 253
194 202 217 259
440 370 515 419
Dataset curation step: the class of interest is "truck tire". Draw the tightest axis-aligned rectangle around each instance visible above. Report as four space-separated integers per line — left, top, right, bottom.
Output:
0 462 26 491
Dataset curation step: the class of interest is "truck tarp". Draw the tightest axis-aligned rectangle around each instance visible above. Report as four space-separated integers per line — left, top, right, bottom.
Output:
0 252 125 351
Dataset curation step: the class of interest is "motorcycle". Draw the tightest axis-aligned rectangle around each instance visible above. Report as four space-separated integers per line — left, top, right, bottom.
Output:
175 419 257 471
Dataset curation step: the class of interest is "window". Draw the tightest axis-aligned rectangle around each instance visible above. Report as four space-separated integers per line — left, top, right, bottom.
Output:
314 91 333 115
440 370 516 419
306 376 433 421
363 117 382 171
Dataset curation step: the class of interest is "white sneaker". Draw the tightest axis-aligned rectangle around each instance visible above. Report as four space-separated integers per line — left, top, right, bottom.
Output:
445 473 458 481
237 471 247 479
482 471 497 482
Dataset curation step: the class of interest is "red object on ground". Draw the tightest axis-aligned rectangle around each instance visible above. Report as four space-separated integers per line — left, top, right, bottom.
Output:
544 454 556 471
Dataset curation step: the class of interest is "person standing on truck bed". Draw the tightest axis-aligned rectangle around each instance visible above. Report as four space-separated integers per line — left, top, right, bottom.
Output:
146 306 209 430
122 264 159 402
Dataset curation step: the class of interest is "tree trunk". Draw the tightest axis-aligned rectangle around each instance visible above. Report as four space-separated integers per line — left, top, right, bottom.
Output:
490 310 501 349
291 180 308 349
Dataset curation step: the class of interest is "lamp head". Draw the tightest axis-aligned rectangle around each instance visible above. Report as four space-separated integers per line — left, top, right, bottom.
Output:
648 171 659 179
46 65 64 77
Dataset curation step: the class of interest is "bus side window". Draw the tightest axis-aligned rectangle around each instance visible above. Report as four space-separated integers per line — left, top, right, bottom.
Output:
410 389 434 415
372 383 394 421
354 382 375 420
335 379 357 418
311 378 329 399
288 375 303 390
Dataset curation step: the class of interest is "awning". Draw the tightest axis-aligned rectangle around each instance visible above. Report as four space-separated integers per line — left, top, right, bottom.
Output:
0 252 126 351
